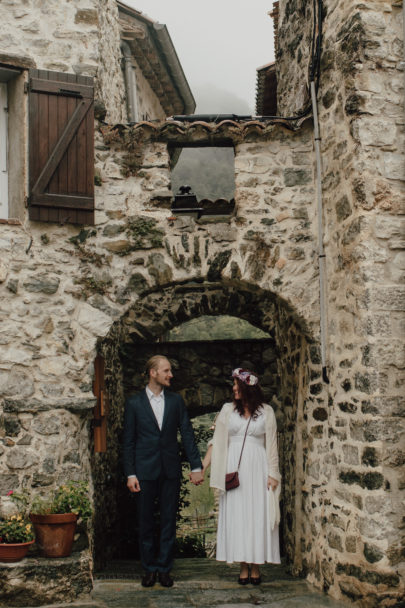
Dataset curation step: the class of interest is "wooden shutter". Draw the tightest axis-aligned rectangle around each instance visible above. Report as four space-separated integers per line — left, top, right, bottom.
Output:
28 69 94 225
92 355 109 453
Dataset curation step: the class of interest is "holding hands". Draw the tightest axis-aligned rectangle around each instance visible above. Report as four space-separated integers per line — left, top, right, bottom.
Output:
267 476 278 491
189 470 204 485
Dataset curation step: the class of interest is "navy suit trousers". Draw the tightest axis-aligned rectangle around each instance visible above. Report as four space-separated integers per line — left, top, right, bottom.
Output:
137 475 180 573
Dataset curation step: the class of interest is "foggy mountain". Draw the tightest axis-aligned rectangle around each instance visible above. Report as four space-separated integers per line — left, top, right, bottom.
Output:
171 85 252 201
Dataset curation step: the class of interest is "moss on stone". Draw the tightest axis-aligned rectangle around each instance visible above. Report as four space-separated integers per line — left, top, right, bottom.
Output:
125 216 165 251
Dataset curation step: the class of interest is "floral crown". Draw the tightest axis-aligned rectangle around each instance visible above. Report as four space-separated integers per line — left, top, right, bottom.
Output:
232 368 259 386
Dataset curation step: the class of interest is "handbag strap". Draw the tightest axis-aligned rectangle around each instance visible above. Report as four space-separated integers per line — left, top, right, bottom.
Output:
237 416 252 471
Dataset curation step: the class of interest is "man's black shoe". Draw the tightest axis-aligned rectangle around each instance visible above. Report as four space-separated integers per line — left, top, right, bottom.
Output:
158 572 174 587
141 571 157 587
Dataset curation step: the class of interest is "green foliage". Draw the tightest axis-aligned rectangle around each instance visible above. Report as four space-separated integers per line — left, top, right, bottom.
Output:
126 217 165 250
74 275 112 295
0 515 34 544
0 490 35 543
175 534 206 558
68 228 96 246
31 481 92 523
166 315 269 341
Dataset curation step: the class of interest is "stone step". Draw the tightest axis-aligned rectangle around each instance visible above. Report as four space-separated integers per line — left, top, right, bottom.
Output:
3 559 349 608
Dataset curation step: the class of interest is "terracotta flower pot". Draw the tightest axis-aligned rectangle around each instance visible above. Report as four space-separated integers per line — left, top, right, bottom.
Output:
0 539 35 563
29 513 78 558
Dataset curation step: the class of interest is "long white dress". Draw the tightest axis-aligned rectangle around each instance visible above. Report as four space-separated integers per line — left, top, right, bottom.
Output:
216 409 281 564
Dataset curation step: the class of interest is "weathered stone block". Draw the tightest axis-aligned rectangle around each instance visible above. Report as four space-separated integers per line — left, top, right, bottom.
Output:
148 253 173 284
4 415 21 437
207 250 232 281
32 412 62 435
335 195 352 221
364 543 384 563
313 407 328 421
338 401 357 414
126 273 149 293
336 562 400 587
283 168 312 187
383 153 404 180
3 398 96 414
328 531 343 552
345 536 357 553
6 447 39 469
374 216 405 240
362 446 380 467
23 275 60 294
352 117 397 147
75 9 98 25
75 302 112 337
343 444 359 465
0 552 92 606
0 473 19 495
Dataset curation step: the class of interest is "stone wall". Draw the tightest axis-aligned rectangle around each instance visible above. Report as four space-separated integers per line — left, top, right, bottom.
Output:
0 0 126 123
134 57 167 121
276 0 405 605
0 116 321 603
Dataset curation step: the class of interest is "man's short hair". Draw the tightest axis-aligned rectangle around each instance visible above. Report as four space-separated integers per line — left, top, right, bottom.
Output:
145 355 169 376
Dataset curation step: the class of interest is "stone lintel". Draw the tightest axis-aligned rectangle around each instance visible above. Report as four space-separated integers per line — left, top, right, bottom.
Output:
3 397 96 414
102 118 310 149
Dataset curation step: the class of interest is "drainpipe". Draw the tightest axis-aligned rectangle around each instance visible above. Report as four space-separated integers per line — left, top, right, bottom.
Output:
403 1 405 113
310 80 329 384
121 41 139 123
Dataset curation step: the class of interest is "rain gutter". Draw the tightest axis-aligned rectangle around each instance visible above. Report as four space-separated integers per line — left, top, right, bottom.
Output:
152 22 196 115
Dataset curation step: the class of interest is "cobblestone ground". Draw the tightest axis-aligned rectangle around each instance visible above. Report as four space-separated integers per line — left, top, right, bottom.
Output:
20 559 349 608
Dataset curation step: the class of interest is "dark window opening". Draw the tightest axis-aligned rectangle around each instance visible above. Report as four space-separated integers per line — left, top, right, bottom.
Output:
170 146 235 218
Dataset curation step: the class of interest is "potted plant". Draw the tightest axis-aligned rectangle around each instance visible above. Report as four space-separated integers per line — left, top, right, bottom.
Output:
29 481 92 558
0 491 35 562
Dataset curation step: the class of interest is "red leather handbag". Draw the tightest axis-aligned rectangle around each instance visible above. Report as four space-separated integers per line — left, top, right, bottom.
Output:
225 471 240 491
225 417 251 491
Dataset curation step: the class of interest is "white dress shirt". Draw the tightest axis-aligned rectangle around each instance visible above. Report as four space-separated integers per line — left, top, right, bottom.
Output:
146 385 165 429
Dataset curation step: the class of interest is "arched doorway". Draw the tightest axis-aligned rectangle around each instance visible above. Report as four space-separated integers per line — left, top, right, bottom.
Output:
90 279 318 575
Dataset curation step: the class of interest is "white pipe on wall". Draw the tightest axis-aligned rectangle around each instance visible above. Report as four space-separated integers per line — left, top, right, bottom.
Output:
121 42 139 123
310 80 329 383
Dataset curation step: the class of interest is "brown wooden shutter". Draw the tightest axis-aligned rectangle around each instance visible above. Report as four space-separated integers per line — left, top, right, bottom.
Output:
92 355 109 453
28 69 94 225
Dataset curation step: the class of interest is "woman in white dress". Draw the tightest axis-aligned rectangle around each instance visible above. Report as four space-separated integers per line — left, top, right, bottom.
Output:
201 368 281 584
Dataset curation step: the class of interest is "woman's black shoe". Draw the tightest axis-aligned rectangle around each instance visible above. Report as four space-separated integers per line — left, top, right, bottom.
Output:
238 576 250 585
250 576 262 585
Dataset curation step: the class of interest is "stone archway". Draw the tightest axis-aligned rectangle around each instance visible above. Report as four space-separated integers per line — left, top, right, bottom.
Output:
91 278 322 573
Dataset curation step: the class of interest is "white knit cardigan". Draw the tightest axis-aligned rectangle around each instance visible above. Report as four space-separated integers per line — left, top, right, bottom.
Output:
208 402 281 529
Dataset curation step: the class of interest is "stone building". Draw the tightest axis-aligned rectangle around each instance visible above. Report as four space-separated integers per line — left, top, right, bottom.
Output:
0 1 404 607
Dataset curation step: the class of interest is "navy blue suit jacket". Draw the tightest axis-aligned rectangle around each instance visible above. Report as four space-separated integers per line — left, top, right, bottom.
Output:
122 389 202 480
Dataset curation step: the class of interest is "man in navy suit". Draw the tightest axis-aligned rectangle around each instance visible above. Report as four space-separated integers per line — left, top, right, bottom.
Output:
122 355 203 588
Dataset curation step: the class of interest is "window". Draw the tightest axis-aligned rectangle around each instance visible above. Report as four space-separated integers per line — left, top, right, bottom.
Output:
0 65 24 221
170 146 235 218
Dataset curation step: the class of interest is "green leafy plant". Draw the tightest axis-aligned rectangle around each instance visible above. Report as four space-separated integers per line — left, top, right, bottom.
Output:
30 481 92 523
0 515 35 544
0 491 34 543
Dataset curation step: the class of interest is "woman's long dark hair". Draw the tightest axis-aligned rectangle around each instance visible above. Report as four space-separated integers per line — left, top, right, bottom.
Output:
233 377 264 419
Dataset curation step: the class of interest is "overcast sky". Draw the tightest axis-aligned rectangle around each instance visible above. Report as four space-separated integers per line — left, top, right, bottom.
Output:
123 0 275 113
